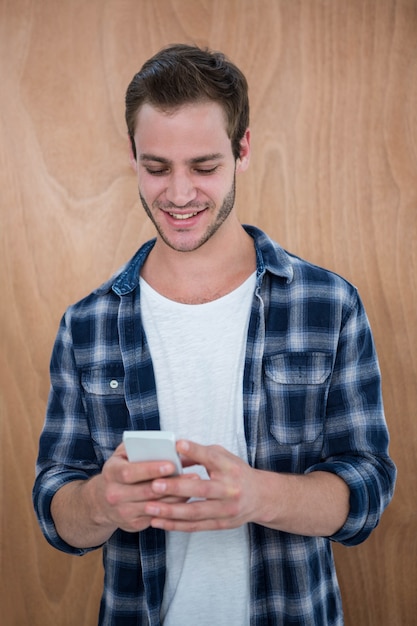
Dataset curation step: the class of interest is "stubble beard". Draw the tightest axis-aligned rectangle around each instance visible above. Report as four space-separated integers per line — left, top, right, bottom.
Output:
139 175 236 253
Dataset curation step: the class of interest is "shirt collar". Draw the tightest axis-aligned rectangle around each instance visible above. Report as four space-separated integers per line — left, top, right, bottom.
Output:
95 225 293 297
243 224 294 283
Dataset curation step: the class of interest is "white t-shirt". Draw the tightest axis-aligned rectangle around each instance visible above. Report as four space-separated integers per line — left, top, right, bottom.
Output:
140 272 256 626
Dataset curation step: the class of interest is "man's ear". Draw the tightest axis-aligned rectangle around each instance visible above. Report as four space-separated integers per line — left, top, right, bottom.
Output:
128 134 137 172
236 128 251 172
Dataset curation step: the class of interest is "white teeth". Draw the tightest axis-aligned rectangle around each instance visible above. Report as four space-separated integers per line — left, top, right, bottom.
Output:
169 212 198 220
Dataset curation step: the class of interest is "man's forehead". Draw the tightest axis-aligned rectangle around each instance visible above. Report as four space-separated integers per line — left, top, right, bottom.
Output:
138 151 226 165
133 101 232 161
134 100 228 130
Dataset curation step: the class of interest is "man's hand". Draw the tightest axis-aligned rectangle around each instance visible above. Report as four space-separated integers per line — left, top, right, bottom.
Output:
144 440 260 532
50 443 195 548
94 443 193 533
144 440 350 537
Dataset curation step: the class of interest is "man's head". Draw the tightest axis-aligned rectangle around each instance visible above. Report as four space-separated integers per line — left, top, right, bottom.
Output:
125 44 249 161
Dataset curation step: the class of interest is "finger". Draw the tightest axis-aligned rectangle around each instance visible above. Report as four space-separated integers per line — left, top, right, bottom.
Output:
150 517 232 532
151 471 201 492
120 459 179 485
145 494 236 523
151 464 244 504
147 498 241 532
177 440 235 473
121 477 200 505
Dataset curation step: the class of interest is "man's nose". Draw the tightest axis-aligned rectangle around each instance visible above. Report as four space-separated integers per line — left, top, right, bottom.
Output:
165 172 197 207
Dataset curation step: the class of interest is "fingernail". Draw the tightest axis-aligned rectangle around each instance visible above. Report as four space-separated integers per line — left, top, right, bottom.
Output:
151 519 164 529
152 480 166 493
146 504 160 516
177 440 190 452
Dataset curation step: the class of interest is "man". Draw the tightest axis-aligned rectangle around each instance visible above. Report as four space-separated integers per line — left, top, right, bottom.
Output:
33 44 396 625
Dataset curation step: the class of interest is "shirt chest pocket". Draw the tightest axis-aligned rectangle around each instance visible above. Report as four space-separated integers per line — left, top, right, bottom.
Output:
81 365 129 458
264 352 332 445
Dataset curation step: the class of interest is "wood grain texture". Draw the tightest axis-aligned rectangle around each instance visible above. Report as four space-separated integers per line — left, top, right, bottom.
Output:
1 0 415 624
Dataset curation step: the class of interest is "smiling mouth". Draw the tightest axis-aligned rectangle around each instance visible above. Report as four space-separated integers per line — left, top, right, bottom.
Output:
168 211 199 220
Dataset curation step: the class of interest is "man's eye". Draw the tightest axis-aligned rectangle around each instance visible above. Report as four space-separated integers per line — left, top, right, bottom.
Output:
146 168 169 176
195 166 218 175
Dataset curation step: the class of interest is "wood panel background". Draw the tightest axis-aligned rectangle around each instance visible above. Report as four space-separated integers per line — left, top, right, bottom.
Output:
1 1 416 624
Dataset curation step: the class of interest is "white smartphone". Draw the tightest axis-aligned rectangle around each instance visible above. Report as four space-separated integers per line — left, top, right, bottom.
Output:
122 430 182 475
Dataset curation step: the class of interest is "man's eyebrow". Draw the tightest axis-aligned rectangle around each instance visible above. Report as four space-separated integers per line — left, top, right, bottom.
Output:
139 153 225 165
139 154 170 164
189 153 224 164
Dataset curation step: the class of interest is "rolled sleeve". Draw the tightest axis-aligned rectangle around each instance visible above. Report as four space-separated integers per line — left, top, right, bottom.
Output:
306 292 396 545
32 312 102 554
33 468 96 555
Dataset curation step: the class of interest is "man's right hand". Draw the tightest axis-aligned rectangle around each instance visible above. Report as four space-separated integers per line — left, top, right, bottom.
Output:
95 442 190 533
50 443 197 548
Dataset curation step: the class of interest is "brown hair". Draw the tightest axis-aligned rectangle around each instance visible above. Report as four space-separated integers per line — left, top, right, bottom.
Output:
125 44 249 160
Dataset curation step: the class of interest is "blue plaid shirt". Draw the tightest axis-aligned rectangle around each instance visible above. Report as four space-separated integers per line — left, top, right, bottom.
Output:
33 225 396 625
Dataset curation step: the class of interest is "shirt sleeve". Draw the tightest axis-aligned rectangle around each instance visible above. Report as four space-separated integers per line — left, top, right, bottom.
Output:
306 290 396 546
32 311 102 555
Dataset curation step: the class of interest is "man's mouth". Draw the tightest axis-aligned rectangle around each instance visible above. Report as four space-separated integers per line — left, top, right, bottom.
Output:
168 211 199 220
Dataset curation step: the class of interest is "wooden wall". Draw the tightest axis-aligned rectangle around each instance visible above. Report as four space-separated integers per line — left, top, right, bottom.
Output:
1 1 416 624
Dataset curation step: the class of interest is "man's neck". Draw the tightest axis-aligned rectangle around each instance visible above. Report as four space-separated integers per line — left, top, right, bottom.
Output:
141 223 256 304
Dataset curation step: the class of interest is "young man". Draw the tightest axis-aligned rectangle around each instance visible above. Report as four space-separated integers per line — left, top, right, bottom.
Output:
33 44 396 625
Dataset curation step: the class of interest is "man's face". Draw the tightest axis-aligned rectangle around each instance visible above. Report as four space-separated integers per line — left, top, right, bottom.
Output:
131 101 250 253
